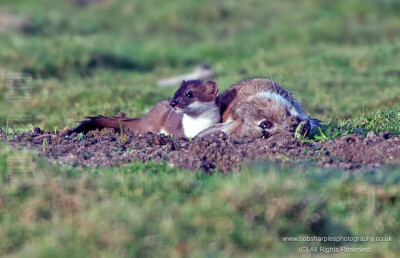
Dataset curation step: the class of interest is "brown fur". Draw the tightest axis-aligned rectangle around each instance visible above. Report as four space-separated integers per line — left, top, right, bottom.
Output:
70 80 220 138
171 80 219 116
219 78 306 122
198 96 303 138
197 78 319 138
227 97 302 137
69 100 185 136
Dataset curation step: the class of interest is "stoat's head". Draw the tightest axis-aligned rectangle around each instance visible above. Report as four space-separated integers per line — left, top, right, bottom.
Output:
170 80 219 116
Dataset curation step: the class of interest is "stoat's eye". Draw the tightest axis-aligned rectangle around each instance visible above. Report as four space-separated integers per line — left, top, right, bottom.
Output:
185 91 194 98
259 120 274 129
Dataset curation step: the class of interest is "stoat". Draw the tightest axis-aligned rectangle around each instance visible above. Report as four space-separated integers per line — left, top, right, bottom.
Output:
197 78 321 138
69 80 221 138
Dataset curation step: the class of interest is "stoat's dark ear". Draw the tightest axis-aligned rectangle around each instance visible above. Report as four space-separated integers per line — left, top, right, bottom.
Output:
205 80 219 95
181 80 186 85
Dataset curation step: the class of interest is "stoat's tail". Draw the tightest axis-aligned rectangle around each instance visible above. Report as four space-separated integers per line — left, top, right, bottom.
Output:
69 115 140 134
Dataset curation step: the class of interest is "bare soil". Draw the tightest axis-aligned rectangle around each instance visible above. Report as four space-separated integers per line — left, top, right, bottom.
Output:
1 128 400 173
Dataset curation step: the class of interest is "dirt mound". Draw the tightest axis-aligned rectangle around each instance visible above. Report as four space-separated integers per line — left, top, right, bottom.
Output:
1 129 400 172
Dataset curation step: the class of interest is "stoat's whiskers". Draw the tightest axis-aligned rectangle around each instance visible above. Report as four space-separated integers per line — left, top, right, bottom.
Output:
165 108 173 127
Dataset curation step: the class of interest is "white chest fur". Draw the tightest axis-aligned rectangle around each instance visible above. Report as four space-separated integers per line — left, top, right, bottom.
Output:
182 102 220 138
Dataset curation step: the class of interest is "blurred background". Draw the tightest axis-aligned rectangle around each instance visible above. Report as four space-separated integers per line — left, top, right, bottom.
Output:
0 0 399 129
1 1 400 257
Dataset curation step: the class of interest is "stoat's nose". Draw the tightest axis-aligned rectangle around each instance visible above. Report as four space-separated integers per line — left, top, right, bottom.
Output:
170 100 178 107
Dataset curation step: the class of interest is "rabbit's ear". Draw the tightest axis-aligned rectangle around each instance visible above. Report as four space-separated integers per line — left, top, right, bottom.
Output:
196 121 241 138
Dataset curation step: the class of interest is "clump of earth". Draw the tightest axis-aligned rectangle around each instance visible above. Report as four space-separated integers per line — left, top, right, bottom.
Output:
2 127 400 173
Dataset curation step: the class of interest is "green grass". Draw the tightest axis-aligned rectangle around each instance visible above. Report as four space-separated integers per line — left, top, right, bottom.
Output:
1 0 400 256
